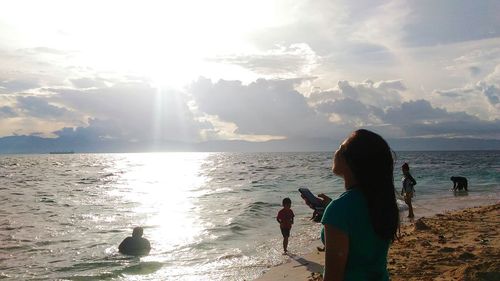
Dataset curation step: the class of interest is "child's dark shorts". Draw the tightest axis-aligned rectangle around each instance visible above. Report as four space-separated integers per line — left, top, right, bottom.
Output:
280 227 291 238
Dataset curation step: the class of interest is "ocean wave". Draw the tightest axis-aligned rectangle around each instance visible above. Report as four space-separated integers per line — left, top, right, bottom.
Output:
77 178 100 184
56 260 122 273
228 222 248 232
0 244 31 251
244 201 279 215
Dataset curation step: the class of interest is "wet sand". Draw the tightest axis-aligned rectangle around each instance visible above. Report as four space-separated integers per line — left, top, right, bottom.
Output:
255 203 500 281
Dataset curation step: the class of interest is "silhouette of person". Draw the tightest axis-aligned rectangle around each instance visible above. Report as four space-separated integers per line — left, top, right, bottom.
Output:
118 227 151 256
401 163 417 218
450 176 468 191
276 197 294 254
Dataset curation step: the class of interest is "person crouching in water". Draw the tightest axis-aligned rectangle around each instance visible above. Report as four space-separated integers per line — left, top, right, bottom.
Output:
401 163 417 218
119 226 151 256
277 197 294 254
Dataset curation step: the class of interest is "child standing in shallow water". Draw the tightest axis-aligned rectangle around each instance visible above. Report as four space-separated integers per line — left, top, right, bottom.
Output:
276 197 294 254
401 163 417 218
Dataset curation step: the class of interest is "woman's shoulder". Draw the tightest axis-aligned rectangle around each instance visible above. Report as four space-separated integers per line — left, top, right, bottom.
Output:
339 188 363 200
329 189 363 209
322 189 364 225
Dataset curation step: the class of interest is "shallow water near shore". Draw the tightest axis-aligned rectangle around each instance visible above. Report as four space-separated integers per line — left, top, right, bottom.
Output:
1 151 498 280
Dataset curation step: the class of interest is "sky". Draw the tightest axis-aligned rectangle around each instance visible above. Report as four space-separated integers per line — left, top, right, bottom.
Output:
0 0 499 151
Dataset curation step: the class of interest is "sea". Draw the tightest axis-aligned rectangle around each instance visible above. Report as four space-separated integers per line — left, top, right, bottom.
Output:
1 151 499 280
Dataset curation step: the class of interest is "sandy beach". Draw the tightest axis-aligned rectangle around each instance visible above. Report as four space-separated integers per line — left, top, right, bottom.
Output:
255 203 500 281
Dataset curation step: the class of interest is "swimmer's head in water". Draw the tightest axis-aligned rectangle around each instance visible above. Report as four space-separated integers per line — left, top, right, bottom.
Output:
132 227 144 238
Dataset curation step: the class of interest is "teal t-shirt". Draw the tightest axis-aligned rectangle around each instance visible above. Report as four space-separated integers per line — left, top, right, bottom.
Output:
321 188 390 281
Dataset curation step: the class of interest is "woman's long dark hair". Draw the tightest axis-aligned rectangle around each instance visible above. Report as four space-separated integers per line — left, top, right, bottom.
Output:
342 129 399 241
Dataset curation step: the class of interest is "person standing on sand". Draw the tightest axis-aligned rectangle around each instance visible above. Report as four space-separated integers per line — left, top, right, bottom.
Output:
276 197 294 254
401 163 417 218
309 129 399 281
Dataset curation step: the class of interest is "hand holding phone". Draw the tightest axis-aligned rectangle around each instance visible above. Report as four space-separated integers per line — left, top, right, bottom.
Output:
298 187 324 210
299 187 328 223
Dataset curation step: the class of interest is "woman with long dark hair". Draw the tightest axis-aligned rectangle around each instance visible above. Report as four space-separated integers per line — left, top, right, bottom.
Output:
319 129 399 281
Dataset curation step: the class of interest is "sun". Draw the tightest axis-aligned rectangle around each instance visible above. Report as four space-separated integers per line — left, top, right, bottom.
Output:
2 0 288 88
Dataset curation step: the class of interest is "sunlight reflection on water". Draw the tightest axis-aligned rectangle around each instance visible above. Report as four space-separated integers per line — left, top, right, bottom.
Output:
115 153 210 254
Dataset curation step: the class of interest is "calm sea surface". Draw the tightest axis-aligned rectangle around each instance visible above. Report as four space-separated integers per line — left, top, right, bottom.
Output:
1 151 499 280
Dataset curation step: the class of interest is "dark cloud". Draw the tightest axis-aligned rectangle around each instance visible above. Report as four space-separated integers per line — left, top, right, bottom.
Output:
0 106 17 118
481 84 500 106
310 82 500 139
468 66 481 77
53 118 123 140
16 96 72 118
48 82 209 142
0 79 40 93
381 100 500 138
309 79 404 109
189 77 340 138
384 100 471 124
403 0 500 46
375 80 407 91
316 98 369 116
315 98 384 126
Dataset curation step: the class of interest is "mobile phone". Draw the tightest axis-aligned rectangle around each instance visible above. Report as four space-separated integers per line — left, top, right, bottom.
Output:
298 187 323 209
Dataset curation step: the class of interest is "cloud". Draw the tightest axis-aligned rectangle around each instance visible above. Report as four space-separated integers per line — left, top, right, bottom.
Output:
189 77 348 139
402 0 500 46
0 47 79 91
0 106 17 118
212 43 319 77
69 77 108 89
314 97 384 127
16 96 73 118
468 66 481 77
381 99 500 138
249 1 394 55
0 79 40 93
309 79 405 109
53 118 124 140
47 82 209 142
479 83 500 106
19 47 69 56
433 64 500 120
189 76 500 141
2 73 499 146
307 79 500 139
244 0 499 95
308 80 404 127
384 99 467 124
485 64 500 85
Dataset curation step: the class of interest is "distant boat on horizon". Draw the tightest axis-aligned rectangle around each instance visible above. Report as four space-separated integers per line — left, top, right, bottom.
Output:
49 151 75 154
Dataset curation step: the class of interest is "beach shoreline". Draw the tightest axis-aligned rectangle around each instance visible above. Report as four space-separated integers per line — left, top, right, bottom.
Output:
255 203 500 281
